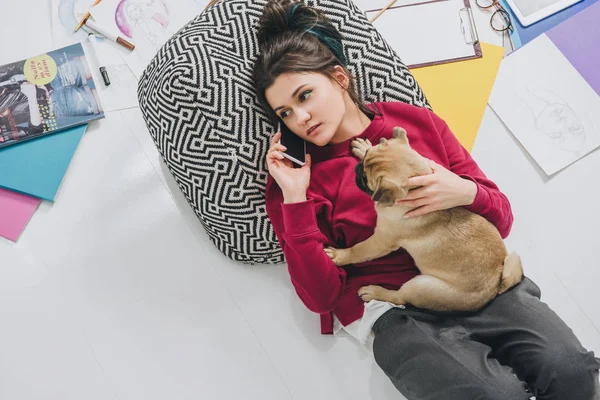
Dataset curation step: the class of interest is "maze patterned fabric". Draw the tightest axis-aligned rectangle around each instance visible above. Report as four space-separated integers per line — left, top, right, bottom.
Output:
137 0 430 264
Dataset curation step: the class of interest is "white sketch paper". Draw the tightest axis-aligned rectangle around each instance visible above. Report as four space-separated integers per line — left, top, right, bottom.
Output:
352 0 444 13
489 34 600 176
194 0 212 11
366 0 476 68
90 0 198 79
52 0 139 111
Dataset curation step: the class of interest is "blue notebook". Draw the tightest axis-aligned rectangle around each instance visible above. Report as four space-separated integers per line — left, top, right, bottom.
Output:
0 124 86 201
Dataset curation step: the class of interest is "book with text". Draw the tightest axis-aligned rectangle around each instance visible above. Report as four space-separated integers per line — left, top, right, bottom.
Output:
0 43 104 148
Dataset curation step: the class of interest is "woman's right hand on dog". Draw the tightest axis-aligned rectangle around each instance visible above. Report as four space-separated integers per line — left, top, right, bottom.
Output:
267 131 312 203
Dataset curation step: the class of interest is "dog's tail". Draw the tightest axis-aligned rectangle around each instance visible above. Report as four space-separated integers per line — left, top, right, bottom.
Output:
498 252 524 294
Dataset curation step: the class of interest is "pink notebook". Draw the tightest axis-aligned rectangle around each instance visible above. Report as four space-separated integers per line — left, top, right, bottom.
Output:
0 188 41 242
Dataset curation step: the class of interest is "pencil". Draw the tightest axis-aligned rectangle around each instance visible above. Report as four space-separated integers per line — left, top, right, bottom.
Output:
369 0 399 23
74 0 103 32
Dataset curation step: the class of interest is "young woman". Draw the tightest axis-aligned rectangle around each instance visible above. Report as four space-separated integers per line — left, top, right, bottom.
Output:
252 1 600 398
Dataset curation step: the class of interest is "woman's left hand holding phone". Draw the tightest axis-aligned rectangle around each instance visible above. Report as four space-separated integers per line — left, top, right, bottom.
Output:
267 131 312 204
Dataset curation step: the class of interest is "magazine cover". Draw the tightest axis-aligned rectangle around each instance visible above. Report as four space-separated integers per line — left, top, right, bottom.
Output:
0 43 104 148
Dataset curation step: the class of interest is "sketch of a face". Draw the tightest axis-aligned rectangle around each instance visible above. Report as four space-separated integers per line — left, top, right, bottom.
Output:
518 89 587 155
537 103 585 153
126 3 143 20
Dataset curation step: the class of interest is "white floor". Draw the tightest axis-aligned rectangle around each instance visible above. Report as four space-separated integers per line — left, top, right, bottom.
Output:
1 1 599 400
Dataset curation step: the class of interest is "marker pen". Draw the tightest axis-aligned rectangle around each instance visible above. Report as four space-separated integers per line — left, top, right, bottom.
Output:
87 33 111 86
85 19 135 51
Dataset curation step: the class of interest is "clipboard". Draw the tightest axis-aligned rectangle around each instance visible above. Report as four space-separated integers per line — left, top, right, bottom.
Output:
366 0 482 69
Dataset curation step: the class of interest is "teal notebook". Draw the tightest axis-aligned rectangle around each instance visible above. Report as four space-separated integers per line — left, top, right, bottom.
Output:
0 124 86 201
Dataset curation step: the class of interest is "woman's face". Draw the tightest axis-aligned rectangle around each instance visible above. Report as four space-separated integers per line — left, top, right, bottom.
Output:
265 70 349 146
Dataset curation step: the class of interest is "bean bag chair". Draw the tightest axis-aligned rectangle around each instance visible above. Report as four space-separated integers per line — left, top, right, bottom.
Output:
137 0 430 264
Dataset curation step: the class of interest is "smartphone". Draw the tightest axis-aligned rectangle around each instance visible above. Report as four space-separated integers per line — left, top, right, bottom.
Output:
278 121 306 166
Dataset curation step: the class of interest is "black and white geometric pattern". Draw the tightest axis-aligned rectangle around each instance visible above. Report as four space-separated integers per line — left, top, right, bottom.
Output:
137 0 430 264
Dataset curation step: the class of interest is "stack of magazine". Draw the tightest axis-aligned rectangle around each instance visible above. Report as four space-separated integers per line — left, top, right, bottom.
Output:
0 43 105 242
0 42 104 148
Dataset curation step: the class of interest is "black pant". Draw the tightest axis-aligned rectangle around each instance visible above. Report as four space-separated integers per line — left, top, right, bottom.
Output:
372 277 600 400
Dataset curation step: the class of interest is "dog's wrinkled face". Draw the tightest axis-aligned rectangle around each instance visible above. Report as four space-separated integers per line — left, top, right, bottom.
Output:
355 127 428 207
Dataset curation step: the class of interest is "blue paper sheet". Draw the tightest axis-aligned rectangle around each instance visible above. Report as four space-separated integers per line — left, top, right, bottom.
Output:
0 125 86 201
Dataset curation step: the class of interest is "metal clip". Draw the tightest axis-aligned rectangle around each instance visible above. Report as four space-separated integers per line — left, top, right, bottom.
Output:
459 7 480 45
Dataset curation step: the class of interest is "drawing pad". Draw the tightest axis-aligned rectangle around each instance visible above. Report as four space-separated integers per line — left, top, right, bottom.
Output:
506 0 584 26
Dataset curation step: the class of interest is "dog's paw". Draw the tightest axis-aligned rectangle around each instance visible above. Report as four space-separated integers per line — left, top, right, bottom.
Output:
324 246 336 259
324 246 350 266
351 138 372 160
358 285 386 302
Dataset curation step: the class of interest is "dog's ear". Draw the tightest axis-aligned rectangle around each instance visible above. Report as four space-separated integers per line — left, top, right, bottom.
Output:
392 127 408 144
379 137 388 146
396 183 409 201
372 177 397 207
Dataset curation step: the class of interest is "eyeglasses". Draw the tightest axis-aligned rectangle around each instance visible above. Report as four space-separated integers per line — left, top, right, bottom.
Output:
475 0 513 33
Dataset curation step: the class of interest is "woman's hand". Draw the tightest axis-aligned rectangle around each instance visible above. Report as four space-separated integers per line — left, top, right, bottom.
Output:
396 159 477 218
267 131 312 203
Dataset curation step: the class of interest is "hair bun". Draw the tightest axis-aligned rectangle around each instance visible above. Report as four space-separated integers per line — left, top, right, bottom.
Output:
256 0 346 65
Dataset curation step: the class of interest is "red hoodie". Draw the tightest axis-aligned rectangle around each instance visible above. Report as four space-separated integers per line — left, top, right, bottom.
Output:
265 102 513 334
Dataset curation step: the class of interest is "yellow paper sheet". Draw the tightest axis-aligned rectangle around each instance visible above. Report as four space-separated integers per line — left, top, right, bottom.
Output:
410 43 505 152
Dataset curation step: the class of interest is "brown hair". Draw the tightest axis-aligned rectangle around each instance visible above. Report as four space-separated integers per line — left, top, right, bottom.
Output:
252 0 377 124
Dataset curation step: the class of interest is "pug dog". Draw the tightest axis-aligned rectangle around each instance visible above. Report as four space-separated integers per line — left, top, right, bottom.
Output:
324 127 523 312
